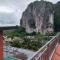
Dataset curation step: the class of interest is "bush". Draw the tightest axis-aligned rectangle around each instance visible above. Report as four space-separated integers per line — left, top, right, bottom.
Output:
46 32 56 36
11 40 22 48
9 26 26 38
26 31 36 36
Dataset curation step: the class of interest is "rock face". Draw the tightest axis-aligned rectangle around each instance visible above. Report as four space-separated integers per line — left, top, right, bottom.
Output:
20 1 54 34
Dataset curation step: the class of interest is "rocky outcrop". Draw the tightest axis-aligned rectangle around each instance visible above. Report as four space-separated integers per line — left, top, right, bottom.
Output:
20 1 54 34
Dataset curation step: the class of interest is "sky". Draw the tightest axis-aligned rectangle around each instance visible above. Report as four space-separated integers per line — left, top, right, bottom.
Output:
0 0 60 26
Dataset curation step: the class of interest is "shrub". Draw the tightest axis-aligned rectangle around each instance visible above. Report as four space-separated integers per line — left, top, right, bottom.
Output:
11 40 22 48
46 32 56 36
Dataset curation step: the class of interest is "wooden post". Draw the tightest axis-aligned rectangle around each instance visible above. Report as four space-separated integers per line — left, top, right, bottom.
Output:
0 30 3 60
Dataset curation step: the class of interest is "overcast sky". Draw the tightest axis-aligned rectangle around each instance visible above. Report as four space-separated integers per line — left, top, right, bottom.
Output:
0 0 60 26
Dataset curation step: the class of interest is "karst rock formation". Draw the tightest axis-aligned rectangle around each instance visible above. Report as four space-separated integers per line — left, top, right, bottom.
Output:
20 1 54 34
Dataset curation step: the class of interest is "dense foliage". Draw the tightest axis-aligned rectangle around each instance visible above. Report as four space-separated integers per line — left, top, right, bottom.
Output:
12 26 26 38
54 1 60 32
45 32 57 36
11 32 52 51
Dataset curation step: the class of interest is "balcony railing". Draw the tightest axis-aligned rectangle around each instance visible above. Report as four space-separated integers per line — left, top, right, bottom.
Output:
28 33 60 60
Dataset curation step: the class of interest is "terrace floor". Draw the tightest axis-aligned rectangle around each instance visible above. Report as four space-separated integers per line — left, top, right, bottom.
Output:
4 46 35 60
52 44 60 60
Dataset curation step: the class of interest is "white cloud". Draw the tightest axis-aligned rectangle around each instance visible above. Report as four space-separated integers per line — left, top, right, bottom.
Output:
0 6 14 13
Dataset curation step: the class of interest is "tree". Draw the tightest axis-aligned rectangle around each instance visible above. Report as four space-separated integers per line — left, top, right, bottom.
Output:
54 1 60 32
12 26 26 38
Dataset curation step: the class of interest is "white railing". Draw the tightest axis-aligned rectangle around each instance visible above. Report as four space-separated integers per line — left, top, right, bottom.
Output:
28 33 60 60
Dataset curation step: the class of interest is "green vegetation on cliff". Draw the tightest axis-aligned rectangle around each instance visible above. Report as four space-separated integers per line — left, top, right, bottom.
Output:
54 1 60 32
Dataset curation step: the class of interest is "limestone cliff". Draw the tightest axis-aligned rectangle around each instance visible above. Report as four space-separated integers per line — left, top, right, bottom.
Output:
20 1 54 34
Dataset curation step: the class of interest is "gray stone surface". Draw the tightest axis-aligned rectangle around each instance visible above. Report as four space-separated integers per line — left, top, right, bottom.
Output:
20 1 54 34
